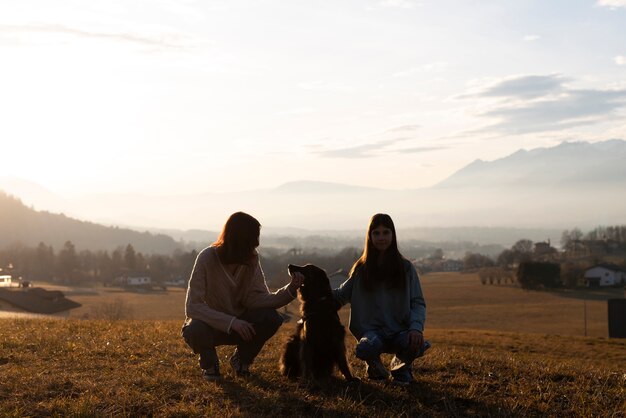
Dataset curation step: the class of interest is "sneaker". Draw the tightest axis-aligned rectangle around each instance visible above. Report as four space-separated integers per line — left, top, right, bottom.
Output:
366 357 390 381
391 368 413 386
202 365 221 382
390 340 431 386
229 350 251 377
418 340 432 357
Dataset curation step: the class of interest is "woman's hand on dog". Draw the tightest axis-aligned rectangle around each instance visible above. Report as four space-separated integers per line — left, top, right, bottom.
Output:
232 319 256 341
287 271 305 295
408 330 424 353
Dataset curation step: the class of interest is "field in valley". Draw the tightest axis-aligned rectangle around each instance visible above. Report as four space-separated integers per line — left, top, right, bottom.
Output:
62 272 622 338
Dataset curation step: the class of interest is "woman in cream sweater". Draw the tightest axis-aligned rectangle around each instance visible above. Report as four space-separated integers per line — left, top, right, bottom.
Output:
182 212 303 381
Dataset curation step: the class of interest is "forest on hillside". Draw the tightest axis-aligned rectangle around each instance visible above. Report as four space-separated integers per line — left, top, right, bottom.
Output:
0 192 181 253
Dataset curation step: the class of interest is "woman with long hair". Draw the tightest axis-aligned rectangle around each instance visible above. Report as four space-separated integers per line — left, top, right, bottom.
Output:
334 213 429 385
182 212 304 381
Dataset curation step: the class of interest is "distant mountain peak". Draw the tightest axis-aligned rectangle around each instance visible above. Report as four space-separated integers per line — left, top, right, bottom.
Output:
435 139 626 189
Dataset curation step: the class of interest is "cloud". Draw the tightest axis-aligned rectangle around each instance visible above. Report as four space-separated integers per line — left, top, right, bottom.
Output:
523 35 540 42
400 146 446 153
317 137 411 159
463 75 626 135
597 0 626 8
316 136 444 158
392 62 447 78
297 80 352 92
378 0 421 9
275 108 317 116
387 125 421 132
0 23 187 49
615 55 626 66
462 74 567 99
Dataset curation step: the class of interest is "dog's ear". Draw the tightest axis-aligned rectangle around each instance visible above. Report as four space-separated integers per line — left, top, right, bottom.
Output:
288 264 306 275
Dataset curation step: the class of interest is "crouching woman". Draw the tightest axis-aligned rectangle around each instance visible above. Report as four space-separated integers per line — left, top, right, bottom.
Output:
333 213 430 385
182 212 303 381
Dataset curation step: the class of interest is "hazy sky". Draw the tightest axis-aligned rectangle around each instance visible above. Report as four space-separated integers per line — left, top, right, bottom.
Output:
1 0 625 196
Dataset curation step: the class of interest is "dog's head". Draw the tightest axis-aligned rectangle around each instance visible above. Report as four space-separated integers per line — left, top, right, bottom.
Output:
287 263 332 303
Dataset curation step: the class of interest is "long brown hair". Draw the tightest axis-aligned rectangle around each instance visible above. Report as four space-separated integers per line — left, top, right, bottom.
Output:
349 213 406 290
213 212 260 265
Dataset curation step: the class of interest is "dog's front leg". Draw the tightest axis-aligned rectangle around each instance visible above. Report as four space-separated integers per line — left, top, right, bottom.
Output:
299 341 314 380
336 345 359 382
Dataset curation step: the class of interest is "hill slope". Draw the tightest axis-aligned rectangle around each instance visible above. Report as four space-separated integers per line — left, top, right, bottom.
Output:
0 192 182 253
0 319 623 417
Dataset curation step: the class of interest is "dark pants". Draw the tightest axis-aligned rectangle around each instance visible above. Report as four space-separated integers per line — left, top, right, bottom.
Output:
355 330 418 363
182 308 283 370
355 330 428 377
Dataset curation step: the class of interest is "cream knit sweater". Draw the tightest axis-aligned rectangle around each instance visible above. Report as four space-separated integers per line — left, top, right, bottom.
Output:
184 246 295 333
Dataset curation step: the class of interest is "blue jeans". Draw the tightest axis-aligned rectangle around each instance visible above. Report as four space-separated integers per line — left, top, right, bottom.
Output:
355 330 427 376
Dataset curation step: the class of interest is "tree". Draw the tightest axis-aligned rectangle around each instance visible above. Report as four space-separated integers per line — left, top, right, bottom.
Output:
111 248 123 275
561 228 583 250
496 249 515 269
463 252 494 270
124 244 137 270
561 262 587 288
431 248 444 260
512 239 533 254
34 242 54 280
517 261 561 290
57 241 78 281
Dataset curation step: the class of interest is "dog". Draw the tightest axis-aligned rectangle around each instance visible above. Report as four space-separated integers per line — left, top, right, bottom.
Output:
280 263 358 384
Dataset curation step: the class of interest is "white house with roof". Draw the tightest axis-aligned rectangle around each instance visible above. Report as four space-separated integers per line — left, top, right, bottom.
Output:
0 275 12 287
584 264 626 287
113 274 152 288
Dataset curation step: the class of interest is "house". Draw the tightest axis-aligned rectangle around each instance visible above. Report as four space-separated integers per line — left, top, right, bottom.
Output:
113 274 152 288
442 259 464 272
126 276 152 286
164 278 186 288
534 241 557 259
0 275 12 287
0 287 81 317
584 264 626 287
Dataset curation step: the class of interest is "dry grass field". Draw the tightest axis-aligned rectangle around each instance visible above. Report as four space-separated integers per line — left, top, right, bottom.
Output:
63 272 621 338
1 272 624 416
421 272 620 338
0 319 624 417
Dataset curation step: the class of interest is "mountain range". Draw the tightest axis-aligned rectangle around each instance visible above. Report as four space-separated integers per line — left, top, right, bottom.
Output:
1 140 625 244
435 139 626 189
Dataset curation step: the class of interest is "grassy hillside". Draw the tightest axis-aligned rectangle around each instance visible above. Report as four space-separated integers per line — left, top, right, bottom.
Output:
0 319 624 417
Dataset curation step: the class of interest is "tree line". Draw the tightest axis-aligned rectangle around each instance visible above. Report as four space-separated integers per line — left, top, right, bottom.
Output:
0 241 197 285
466 226 626 290
2 224 625 290
0 241 361 288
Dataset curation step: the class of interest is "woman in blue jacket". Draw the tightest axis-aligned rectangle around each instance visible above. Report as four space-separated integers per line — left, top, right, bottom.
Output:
333 213 430 385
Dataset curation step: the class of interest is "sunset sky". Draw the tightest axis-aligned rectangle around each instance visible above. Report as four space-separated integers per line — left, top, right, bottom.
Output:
1 0 625 196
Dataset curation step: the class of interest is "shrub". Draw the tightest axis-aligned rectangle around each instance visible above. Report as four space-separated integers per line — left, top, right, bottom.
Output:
89 298 134 320
517 261 561 289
